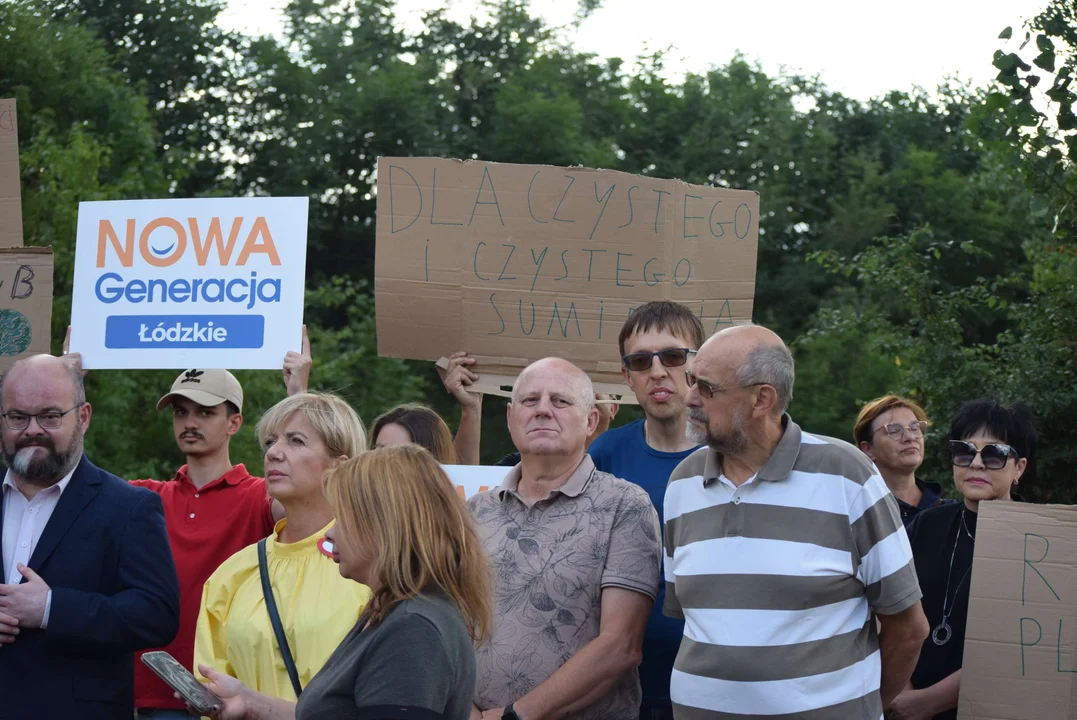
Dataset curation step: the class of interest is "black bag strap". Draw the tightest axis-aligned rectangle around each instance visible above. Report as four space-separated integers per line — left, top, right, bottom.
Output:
258 538 303 698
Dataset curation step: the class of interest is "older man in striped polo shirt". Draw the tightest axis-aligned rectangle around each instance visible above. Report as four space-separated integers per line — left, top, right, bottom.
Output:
663 325 929 719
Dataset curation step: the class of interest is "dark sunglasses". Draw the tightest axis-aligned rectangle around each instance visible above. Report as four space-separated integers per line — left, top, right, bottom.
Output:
949 440 1019 470
685 371 765 400
622 348 696 372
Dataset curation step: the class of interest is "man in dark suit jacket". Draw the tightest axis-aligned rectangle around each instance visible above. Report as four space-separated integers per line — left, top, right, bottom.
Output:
0 354 180 719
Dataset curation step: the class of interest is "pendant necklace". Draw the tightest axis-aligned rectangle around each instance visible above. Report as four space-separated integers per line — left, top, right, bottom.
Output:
932 510 975 646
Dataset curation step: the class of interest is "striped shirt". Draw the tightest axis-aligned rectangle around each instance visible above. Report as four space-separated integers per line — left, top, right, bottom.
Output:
662 415 920 720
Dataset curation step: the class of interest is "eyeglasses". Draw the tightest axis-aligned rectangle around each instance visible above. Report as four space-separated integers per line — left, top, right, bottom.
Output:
622 348 696 373
873 421 928 440
1 406 81 431
949 440 1019 470
685 371 765 400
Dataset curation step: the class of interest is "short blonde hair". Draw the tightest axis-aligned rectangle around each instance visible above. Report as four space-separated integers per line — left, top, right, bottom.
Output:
256 392 366 459
854 394 930 446
323 445 492 645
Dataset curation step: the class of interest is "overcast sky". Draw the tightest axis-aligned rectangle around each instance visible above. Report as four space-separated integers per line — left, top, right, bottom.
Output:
220 0 1049 100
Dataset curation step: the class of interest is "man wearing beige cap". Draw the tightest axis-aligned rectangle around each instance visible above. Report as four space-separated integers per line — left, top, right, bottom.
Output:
126 336 310 718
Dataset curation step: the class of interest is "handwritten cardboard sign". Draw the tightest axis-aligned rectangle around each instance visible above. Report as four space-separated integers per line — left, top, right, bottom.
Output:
69 197 308 369
959 502 1077 719
0 98 23 248
0 247 54 371
374 158 759 398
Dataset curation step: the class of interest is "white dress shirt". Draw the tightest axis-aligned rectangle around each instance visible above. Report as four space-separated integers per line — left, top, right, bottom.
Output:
2 467 76 627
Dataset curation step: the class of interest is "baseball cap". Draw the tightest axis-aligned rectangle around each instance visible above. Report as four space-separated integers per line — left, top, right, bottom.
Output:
156 369 244 413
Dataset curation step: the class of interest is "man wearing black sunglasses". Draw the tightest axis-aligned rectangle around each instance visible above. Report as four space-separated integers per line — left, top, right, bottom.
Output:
586 301 704 720
664 325 929 720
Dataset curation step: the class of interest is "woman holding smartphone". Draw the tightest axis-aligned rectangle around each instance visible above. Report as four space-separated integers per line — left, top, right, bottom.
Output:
192 444 492 720
194 392 372 703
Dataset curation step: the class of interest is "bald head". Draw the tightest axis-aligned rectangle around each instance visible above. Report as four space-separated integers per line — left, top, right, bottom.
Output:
512 358 596 412
697 325 794 412
1 354 86 409
508 357 599 461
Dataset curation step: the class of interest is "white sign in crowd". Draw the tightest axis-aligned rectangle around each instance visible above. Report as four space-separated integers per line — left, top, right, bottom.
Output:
69 197 309 369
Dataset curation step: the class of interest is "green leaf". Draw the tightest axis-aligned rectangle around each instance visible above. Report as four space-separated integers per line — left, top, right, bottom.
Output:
1036 34 1054 52
1058 103 1077 131
1033 50 1055 72
1066 134 1077 160
993 51 1018 72
985 91 1009 111
999 26 1012 40
1045 78 1073 103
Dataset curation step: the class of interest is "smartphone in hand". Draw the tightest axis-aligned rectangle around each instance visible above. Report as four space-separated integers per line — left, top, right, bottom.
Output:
141 651 221 714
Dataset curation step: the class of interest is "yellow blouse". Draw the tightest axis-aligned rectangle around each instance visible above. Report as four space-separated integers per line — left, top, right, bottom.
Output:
194 519 370 701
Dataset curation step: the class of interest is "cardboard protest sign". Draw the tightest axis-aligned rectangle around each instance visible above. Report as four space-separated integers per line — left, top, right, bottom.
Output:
69 197 309 369
0 247 53 371
0 98 23 248
959 502 1077 719
375 158 759 399
442 464 509 501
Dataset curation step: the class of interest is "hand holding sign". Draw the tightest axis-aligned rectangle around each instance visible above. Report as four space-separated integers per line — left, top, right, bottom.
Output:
437 351 481 410
283 324 311 396
62 326 87 377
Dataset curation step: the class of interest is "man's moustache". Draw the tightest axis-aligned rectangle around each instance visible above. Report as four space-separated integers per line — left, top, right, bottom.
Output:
16 439 54 451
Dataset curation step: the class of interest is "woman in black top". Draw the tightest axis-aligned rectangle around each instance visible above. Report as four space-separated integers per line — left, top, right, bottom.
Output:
187 445 493 720
888 400 1035 720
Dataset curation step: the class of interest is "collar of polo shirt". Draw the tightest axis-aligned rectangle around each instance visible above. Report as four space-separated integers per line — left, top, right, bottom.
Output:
497 455 597 501
703 414 801 487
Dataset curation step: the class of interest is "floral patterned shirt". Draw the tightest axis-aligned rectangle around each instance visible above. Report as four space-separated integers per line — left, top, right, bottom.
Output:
468 455 661 720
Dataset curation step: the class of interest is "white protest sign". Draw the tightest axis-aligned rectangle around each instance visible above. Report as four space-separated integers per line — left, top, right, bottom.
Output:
442 464 509 500
70 198 308 369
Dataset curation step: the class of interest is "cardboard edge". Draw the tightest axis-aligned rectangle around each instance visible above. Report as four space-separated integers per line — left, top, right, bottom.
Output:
375 156 761 198
470 373 637 405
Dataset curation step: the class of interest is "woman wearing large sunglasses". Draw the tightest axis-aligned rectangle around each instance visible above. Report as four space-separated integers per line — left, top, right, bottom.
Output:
887 400 1036 720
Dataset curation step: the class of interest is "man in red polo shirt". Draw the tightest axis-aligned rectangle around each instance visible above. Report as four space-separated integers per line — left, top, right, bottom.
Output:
122 337 310 718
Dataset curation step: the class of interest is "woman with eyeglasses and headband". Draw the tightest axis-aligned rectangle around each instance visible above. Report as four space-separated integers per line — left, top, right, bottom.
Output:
888 399 1036 720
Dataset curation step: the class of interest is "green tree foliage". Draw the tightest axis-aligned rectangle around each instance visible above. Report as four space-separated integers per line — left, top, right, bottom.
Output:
1 0 1072 481
800 0 1077 499
38 0 244 195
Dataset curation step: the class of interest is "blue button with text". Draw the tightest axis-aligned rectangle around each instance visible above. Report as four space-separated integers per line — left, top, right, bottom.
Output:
104 315 265 349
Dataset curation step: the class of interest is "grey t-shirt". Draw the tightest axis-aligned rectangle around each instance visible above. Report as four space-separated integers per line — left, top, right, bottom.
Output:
296 591 476 720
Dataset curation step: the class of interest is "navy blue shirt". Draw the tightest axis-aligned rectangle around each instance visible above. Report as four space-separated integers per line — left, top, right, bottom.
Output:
896 478 953 527
586 419 701 711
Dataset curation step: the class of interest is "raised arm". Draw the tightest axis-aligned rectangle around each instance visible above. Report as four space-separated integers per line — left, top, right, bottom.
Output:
61 326 87 378
282 325 312 396
438 351 483 464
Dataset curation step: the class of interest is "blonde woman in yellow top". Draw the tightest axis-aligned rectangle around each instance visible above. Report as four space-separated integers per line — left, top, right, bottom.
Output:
194 392 372 701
